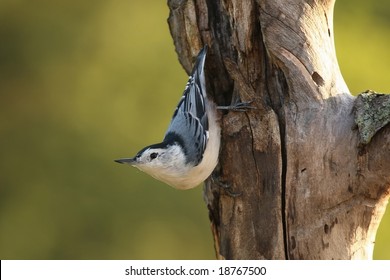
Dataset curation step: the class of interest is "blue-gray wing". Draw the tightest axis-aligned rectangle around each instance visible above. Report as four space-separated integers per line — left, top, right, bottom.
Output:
164 46 208 165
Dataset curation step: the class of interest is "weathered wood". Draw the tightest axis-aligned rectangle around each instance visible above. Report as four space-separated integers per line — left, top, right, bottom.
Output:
168 0 390 259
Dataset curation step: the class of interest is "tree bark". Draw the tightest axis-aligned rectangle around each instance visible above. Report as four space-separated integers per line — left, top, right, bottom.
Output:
168 0 390 259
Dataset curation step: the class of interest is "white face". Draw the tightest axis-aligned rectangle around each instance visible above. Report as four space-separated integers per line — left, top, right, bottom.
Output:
132 145 188 178
134 147 169 167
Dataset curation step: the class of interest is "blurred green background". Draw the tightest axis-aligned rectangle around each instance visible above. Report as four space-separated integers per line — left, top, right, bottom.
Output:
0 0 388 259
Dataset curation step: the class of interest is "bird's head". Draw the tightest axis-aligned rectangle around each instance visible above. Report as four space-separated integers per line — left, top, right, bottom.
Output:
115 142 187 179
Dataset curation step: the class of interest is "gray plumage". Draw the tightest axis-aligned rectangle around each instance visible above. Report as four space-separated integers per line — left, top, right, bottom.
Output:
164 46 209 165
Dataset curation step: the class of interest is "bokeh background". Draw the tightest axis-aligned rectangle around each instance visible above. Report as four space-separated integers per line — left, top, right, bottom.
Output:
0 0 389 259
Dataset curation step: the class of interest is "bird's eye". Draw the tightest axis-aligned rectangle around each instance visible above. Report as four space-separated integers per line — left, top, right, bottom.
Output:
150 152 158 160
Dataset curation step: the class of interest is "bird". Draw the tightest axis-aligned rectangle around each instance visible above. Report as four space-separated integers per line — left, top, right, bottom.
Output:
115 46 252 190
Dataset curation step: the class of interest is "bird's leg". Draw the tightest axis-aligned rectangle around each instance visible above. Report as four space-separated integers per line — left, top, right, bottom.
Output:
217 101 255 112
210 173 242 197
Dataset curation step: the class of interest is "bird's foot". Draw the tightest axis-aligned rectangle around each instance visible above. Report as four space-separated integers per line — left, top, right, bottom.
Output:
217 101 255 112
210 173 242 197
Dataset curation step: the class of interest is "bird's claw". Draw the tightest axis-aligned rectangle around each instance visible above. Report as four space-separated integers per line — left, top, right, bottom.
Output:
217 101 255 112
210 174 242 197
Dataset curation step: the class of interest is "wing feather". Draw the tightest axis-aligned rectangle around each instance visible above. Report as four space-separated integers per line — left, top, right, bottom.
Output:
164 46 208 165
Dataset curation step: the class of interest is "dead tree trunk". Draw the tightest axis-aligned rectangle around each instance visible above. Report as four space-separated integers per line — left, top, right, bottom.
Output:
168 0 390 259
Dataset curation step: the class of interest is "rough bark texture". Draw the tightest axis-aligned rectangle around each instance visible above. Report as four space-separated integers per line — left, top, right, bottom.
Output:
168 0 390 259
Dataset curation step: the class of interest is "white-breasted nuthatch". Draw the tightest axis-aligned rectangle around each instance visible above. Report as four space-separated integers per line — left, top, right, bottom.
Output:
115 46 251 190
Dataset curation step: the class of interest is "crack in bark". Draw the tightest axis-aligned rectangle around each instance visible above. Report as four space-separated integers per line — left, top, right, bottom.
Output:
222 57 263 198
263 52 289 260
259 5 290 259
278 110 289 260
245 113 262 192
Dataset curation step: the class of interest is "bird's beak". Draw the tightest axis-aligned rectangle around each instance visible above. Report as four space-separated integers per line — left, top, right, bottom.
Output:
114 157 137 165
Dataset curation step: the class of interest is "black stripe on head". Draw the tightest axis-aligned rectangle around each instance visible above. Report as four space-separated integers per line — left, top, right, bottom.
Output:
135 141 169 158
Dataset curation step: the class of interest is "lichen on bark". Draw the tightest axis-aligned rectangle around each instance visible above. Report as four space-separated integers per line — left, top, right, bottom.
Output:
354 90 390 146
